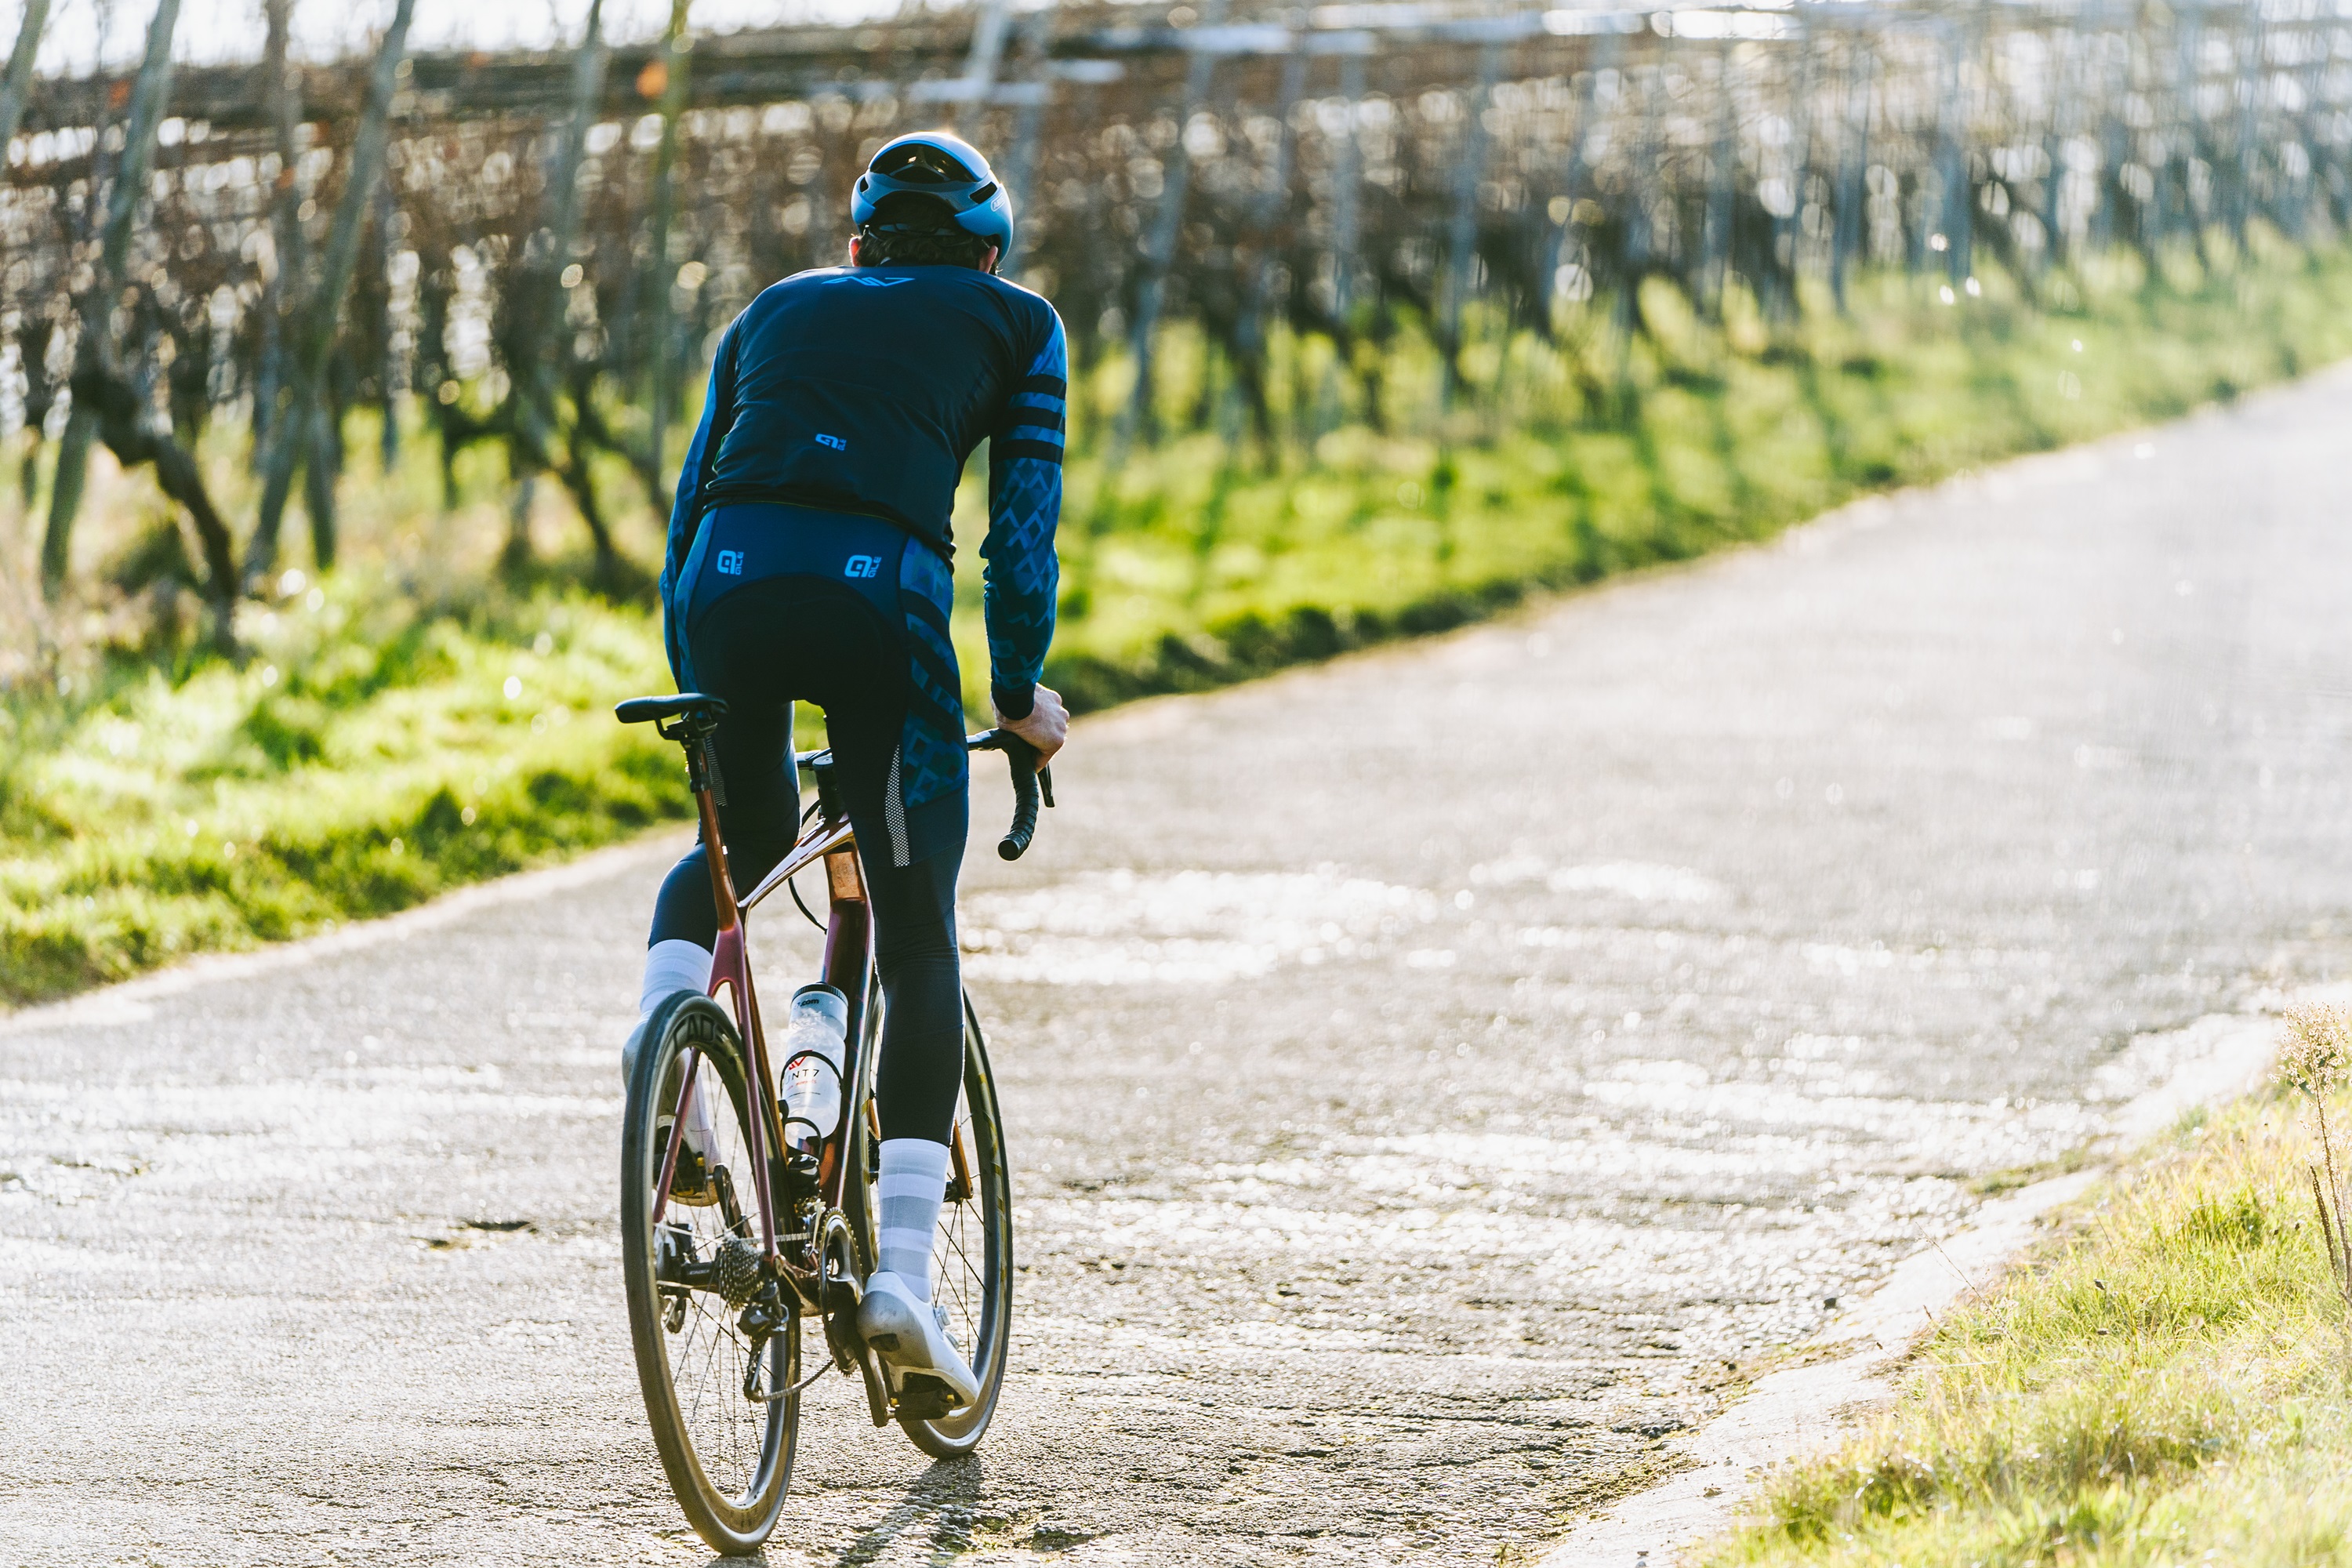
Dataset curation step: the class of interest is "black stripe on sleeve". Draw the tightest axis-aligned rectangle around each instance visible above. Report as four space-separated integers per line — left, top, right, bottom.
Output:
996 439 1064 465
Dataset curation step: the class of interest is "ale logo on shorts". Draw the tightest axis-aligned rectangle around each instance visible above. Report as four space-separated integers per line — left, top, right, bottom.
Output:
815 433 848 451
716 549 745 575
844 554 882 579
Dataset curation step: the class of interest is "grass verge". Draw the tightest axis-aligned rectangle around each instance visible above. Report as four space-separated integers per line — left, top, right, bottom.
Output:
9 240 2352 1004
0 588 689 1000
1698 1011 2352 1567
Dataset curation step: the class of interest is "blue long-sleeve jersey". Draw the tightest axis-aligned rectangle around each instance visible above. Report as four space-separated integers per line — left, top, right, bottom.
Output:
661 263 1066 717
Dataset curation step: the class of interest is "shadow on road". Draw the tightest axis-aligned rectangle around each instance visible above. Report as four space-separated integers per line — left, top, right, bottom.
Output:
816 1455 986 1565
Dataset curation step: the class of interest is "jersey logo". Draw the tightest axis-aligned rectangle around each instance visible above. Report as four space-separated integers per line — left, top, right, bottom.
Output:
716 549 744 576
844 554 882 579
830 276 911 288
815 433 848 451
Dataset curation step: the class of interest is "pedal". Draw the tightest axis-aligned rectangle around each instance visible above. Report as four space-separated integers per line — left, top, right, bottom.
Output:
893 1374 960 1421
660 1120 721 1207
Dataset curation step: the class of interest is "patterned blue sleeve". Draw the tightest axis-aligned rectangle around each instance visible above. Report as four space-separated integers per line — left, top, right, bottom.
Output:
660 324 738 687
981 306 1066 720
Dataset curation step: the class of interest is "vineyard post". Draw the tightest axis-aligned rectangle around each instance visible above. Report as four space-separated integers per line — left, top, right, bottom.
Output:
2279 15 2309 241
643 0 692 510
2038 28 2069 276
1232 44 1304 458
2230 5 2266 252
251 0 304 463
505 0 609 579
375 169 399 472
1777 20 1815 321
2290 11 2332 239
1311 44 1365 439
2101 13 2125 254
1117 0 1229 457
0 0 47 157
993 0 1061 278
1700 42 1737 319
1936 17 1970 287
2160 8 2196 263
2119 22 2151 263
1830 39 1871 312
2310 9 2339 235
1330 49 1364 328
1618 59 1661 350
946 0 1013 132
0 0 52 497
1439 38 1501 407
250 0 418 579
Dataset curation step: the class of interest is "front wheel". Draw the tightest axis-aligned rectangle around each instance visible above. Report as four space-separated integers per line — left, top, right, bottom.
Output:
844 993 1016 1457
620 992 797 1553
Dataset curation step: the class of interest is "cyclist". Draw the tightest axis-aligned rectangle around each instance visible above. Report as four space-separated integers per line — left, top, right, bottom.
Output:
628 131 1067 1413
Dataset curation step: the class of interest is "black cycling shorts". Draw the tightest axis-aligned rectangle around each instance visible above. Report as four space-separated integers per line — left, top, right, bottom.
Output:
648 501 973 1145
677 502 967 869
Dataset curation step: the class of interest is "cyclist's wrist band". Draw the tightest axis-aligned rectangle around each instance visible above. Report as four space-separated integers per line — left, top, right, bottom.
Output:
993 681 1036 720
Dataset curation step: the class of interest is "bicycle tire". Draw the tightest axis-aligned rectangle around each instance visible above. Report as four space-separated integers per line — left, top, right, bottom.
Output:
841 990 1015 1456
620 992 797 1553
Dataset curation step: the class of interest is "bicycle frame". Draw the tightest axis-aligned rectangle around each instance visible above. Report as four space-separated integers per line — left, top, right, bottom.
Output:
648 775 873 1291
630 711 1044 1304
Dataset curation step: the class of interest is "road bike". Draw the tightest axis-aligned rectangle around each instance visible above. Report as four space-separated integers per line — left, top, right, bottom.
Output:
612 691 1050 1553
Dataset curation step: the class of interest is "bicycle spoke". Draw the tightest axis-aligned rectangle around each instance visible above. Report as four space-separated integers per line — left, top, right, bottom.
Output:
648 1068 775 1501
624 996 797 1550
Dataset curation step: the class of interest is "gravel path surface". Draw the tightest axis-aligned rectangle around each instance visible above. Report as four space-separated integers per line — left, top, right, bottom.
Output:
5 372 2350 1566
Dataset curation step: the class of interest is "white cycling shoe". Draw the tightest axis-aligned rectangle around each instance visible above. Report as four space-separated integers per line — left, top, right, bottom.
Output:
857 1270 978 1413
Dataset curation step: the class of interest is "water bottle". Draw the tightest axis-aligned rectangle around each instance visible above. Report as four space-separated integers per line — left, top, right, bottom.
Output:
779 983 849 1148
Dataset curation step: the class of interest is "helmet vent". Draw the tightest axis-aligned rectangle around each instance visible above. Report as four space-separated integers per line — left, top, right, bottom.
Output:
870 140 978 185
971 182 998 205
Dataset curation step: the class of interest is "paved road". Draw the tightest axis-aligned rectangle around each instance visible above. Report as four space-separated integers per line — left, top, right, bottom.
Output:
5 371 2350 1566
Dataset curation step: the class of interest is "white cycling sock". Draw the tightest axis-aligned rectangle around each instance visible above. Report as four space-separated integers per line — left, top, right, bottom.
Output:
636 939 717 1154
638 938 713 1018
876 1138 949 1301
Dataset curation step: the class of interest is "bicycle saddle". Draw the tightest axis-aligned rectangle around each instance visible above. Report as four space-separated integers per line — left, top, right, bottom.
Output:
615 693 729 728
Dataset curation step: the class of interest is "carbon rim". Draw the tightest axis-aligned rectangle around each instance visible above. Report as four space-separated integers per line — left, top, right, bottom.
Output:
898 1000 1013 1452
622 997 795 1550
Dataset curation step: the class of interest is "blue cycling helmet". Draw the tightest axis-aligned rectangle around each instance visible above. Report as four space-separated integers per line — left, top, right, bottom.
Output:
850 131 1014 267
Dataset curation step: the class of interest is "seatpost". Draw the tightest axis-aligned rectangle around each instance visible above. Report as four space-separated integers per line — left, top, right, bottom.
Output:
677 720 739 935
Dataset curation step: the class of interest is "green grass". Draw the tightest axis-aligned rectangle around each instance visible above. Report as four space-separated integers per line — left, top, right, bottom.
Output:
9 235 2352 1004
0 583 692 999
1698 1085 2352 1566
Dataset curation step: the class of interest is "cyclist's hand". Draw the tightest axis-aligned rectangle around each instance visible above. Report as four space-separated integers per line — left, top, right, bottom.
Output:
998 684 1068 765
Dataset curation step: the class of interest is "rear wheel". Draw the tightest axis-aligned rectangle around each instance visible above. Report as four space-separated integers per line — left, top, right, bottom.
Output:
844 993 1014 1457
621 992 797 1553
